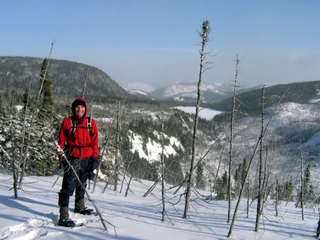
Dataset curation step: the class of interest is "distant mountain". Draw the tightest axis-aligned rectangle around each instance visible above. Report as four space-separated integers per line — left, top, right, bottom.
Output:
148 82 263 103
211 80 320 114
0 56 129 103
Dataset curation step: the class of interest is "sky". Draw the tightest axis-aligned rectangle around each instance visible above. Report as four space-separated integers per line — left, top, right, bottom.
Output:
0 171 318 240
1 0 320 90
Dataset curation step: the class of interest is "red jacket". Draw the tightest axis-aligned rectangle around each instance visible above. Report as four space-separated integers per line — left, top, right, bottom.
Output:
58 98 99 160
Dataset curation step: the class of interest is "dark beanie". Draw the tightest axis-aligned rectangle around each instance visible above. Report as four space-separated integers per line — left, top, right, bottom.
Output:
76 101 86 107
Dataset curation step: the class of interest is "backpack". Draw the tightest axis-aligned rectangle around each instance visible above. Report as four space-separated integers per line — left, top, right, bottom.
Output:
69 116 94 137
64 116 94 157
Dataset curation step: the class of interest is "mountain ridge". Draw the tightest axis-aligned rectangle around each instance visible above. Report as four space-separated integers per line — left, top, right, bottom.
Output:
0 56 129 103
125 81 265 103
2 56 320 111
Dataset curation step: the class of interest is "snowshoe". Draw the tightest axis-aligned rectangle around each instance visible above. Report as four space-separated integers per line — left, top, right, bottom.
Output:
58 218 76 227
74 207 94 215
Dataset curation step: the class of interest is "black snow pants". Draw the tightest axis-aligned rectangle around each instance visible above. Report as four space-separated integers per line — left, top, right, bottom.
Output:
58 158 90 207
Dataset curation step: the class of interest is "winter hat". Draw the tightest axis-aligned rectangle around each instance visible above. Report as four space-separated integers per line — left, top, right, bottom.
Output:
75 101 86 108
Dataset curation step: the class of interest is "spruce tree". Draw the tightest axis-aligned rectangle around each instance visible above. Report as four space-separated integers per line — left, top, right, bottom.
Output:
38 58 53 120
196 162 205 189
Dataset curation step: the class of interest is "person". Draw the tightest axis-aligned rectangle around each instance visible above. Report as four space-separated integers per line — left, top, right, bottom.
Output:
57 98 99 227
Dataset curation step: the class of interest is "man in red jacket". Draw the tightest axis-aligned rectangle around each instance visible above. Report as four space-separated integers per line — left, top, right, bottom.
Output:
57 98 99 227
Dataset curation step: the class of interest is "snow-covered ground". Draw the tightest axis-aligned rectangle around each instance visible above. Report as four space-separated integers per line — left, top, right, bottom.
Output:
0 170 319 240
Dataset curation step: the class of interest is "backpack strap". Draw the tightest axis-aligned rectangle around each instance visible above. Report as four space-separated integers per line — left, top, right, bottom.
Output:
64 116 94 157
64 116 76 142
87 116 94 137
71 116 76 134
66 116 93 139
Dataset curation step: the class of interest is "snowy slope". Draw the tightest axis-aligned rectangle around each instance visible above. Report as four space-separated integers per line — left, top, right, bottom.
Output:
0 170 319 240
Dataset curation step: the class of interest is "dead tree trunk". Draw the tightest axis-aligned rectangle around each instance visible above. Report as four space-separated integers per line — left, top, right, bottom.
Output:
183 20 211 219
299 139 305 220
227 86 289 238
125 175 133 197
246 173 250 218
255 86 266 232
19 86 30 187
275 179 279 217
160 122 166 222
12 159 18 198
227 54 239 223
114 101 121 191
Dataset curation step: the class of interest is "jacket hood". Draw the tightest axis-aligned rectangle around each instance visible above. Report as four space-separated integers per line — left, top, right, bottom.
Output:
71 98 88 119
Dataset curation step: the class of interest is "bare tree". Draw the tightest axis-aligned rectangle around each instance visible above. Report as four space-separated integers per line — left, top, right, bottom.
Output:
246 170 251 218
113 102 121 191
183 20 211 219
299 139 305 220
227 55 240 223
275 179 279 217
160 122 166 222
227 86 289 238
255 86 266 232
19 86 30 186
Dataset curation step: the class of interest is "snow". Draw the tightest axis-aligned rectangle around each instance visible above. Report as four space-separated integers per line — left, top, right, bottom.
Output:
0 171 319 240
173 106 224 120
129 131 182 163
15 105 23 111
169 136 185 151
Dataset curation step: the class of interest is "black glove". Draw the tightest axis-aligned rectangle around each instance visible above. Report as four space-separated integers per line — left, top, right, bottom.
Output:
86 157 99 180
91 157 99 170
88 171 95 180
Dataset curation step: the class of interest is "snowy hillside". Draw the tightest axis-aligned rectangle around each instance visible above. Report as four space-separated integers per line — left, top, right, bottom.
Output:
0 170 319 240
98 101 320 192
128 129 184 163
174 101 320 195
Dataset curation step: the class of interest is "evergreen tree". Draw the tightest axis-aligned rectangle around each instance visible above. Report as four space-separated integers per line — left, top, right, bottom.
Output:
22 88 31 112
274 179 294 202
234 163 242 196
214 170 228 200
38 58 53 120
284 179 294 201
196 162 205 189
241 159 248 186
304 164 316 202
0 95 4 114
